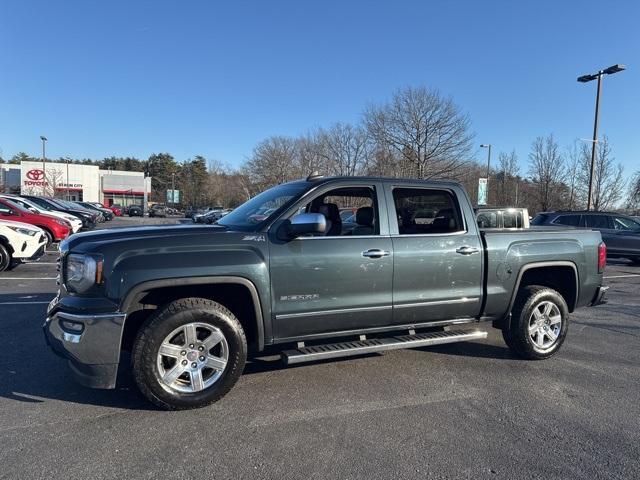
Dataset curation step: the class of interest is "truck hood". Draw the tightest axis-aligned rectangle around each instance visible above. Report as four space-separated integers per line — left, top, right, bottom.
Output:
60 223 236 253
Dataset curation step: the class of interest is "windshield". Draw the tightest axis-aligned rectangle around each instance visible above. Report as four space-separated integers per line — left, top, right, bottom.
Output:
217 183 308 231
3 198 33 214
531 213 549 226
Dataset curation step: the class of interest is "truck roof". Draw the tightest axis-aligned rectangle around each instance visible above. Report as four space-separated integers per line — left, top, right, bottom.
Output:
284 175 463 189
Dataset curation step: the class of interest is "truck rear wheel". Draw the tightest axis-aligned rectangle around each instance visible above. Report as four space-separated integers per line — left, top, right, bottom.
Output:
132 297 247 410
502 285 569 360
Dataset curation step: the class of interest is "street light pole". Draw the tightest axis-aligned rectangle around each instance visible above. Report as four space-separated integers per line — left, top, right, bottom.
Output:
577 64 626 211
171 172 175 206
40 136 47 195
480 144 492 204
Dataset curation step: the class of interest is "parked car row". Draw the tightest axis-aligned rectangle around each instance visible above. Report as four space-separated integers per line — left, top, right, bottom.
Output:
473 206 639 265
0 194 112 271
532 210 640 264
192 207 232 224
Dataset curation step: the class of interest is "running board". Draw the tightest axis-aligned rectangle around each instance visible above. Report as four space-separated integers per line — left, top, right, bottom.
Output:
282 329 488 365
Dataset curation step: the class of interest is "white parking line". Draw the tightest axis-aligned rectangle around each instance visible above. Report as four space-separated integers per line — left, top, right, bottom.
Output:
0 277 56 280
0 301 51 305
604 274 640 279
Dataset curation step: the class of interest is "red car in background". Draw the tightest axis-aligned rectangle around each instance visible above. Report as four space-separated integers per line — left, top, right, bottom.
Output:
0 197 71 245
97 203 122 216
108 204 123 216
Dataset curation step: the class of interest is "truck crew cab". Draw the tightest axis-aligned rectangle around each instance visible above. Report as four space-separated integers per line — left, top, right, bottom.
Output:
45 175 608 409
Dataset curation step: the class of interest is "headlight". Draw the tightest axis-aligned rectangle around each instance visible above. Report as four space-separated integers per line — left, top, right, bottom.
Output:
55 219 69 226
6 225 38 236
65 254 103 293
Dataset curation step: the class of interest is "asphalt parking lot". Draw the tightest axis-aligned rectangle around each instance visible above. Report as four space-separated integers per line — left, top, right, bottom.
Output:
0 218 638 480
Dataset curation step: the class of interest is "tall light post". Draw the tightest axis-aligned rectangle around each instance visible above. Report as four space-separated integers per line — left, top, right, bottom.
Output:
577 64 626 211
40 136 47 195
480 144 492 205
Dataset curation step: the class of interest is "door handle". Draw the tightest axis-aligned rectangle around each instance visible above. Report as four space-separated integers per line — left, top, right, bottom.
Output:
362 249 391 258
455 246 480 255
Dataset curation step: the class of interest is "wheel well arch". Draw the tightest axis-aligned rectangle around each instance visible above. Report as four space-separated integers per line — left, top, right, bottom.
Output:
120 277 265 356
0 235 14 254
510 262 578 313
37 225 54 239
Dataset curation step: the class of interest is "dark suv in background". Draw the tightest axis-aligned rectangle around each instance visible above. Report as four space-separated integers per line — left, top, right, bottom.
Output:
532 211 640 264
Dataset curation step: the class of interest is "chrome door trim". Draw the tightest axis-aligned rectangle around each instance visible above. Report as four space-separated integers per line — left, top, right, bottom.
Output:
394 297 480 309
275 304 392 320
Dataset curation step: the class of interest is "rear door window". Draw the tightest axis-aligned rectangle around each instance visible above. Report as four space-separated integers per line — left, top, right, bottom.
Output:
612 216 640 231
583 215 612 229
392 188 463 235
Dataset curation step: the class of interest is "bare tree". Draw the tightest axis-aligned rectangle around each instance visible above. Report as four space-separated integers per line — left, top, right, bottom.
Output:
527 134 565 212
579 136 625 211
627 171 640 213
316 123 371 176
364 86 474 179
495 150 520 205
244 136 299 189
565 141 583 210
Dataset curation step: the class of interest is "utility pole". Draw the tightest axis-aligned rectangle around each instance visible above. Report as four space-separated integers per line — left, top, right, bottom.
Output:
66 157 70 200
40 136 47 195
171 172 175 206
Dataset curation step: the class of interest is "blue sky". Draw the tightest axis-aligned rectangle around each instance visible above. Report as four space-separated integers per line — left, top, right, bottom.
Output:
1 0 638 174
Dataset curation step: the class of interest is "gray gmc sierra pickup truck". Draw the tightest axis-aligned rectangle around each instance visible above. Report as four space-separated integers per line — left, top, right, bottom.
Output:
44 175 608 410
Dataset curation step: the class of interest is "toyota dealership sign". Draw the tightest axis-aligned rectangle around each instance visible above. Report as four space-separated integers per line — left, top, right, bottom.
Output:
23 168 48 187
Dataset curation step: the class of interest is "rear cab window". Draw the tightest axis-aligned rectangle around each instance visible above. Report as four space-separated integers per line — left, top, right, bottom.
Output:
477 211 498 228
502 211 523 228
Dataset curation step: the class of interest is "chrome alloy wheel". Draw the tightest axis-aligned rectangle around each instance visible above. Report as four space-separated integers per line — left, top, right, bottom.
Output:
528 300 562 351
156 322 229 393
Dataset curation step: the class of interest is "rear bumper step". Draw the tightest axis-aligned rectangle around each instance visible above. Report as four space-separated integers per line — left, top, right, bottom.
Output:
282 328 488 365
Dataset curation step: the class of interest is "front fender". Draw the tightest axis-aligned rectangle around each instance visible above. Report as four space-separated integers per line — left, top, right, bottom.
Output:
120 275 267 350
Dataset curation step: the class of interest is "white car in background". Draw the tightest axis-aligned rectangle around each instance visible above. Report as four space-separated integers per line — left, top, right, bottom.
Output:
0 219 47 271
0 194 83 233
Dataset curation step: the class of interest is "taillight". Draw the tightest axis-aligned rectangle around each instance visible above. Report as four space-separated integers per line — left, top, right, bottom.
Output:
598 242 606 273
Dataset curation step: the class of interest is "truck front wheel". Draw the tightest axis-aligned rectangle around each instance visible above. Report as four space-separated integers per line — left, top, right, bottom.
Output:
502 285 569 360
132 297 247 410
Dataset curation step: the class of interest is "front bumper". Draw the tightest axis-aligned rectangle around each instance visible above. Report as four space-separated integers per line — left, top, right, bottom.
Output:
43 307 126 389
591 285 609 306
22 244 46 262
13 235 46 260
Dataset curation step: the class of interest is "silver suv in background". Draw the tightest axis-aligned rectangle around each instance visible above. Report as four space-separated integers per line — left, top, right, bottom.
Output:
532 211 640 265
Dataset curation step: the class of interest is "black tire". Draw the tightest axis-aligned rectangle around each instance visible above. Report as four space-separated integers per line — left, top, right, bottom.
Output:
502 285 569 360
132 297 247 410
41 228 54 247
0 243 11 272
7 259 21 271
